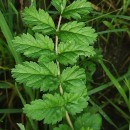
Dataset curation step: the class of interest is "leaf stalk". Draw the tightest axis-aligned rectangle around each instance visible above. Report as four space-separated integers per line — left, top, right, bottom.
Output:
55 15 75 130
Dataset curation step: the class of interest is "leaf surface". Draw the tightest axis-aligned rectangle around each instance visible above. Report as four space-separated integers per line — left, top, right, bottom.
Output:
75 113 102 130
23 93 88 124
53 124 71 130
52 0 66 13
80 128 93 130
17 123 25 130
58 41 95 64
12 62 59 91
23 94 65 124
23 6 55 34
64 93 88 115
59 21 97 45
61 66 86 93
62 0 92 19
38 51 56 63
13 33 54 59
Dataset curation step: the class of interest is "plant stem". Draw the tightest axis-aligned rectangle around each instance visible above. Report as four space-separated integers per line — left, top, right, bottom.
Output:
55 15 62 75
43 0 47 10
55 15 74 130
15 83 26 105
66 111 75 130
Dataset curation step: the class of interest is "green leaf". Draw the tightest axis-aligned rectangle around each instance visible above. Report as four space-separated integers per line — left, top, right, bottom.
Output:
80 128 93 130
59 21 97 45
74 113 102 130
38 51 56 63
53 124 71 130
13 33 54 59
58 41 95 64
17 123 25 130
62 0 92 19
23 6 55 34
61 66 86 93
64 92 88 115
12 61 59 91
23 93 88 124
52 0 66 14
0 81 12 89
23 94 66 124
82 61 96 82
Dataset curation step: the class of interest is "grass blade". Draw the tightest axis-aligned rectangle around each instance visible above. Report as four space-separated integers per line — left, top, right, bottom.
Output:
0 109 22 114
89 99 119 129
99 61 129 110
88 71 130 95
0 11 22 64
98 28 128 34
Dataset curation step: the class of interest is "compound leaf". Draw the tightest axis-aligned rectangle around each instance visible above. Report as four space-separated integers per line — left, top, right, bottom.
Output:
74 113 102 130
58 41 95 64
59 21 97 45
53 124 71 130
12 61 59 91
13 33 54 59
61 66 86 93
62 0 92 19
23 93 88 124
23 6 55 34
52 0 67 14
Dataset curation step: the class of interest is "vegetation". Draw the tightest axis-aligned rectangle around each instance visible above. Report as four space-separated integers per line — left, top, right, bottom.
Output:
0 0 130 130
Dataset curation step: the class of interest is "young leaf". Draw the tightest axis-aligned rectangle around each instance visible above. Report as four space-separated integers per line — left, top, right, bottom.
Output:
58 41 95 64
52 0 66 14
53 124 71 130
59 21 97 45
23 93 88 124
62 0 92 19
12 61 59 91
74 113 102 130
23 6 55 34
13 33 54 59
61 66 86 93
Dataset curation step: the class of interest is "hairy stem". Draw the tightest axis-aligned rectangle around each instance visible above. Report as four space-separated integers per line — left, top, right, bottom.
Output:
55 16 74 130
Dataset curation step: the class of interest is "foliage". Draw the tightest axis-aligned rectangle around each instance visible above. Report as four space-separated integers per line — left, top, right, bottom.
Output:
23 92 88 124
0 0 130 130
17 123 25 130
23 6 55 34
74 113 102 130
53 124 71 130
59 21 97 45
11 0 102 130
